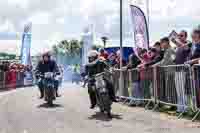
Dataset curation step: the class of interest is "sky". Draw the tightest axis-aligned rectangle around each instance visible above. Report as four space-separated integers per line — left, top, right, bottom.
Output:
0 0 199 55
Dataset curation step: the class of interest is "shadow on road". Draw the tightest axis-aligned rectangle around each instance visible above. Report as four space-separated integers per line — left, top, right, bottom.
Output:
88 112 123 122
37 103 64 108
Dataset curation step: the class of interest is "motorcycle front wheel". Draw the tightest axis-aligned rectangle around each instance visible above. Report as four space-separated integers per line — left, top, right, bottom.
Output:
97 91 112 118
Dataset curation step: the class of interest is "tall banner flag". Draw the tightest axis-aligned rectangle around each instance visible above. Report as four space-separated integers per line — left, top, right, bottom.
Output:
21 22 32 66
130 5 149 51
81 25 94 65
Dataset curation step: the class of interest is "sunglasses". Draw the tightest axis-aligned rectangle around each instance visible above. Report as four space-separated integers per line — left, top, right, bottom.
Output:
178 34 184 37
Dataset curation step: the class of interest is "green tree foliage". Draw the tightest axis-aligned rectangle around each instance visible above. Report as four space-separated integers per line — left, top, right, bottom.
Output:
52 39 81 57
0 52 16 60
52 39 105 57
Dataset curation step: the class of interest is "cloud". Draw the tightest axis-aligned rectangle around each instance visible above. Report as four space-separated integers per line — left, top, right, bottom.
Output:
28 12 51 25
7 0 29 9
56 18 65 25
0 0 199 55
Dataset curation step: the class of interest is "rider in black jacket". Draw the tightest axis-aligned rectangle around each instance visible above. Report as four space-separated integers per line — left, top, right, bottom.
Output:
35 52 60 98
84 50 117 109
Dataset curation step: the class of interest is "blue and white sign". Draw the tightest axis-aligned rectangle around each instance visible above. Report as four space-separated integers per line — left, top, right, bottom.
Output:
81 25 94 65
21 22 32 66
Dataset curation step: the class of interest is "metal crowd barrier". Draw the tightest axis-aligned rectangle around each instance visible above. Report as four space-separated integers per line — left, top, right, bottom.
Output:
111 69 129 99
155 65 196 118
0 71 34 90
128 67 156 108
192 64 200 121
112 64 200 121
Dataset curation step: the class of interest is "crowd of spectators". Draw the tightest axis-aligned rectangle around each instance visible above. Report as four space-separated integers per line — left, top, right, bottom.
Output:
97 27 200 113
98 27 200 70
0 61 33 90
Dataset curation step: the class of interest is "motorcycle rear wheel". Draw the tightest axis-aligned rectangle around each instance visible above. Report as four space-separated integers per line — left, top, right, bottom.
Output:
47 100 53 106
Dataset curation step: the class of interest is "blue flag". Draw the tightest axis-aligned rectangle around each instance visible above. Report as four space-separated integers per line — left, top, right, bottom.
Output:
81 25 94 65
21 22 32 66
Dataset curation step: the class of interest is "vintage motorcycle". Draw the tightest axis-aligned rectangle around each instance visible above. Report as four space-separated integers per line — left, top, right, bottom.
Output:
37 72 58 106
89 72 112 118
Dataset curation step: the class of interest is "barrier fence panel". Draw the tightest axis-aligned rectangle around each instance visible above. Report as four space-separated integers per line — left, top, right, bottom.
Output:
112 69 129 97
112 69 120 95
155 65 196 118
111 65 200 121
16 71 25 87
192 65 200 121
128 67 156 106
0 71 34 91
112 67 156 107
0 71 5 89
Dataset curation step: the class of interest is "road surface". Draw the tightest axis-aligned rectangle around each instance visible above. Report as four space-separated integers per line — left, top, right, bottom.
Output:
0 83 200 133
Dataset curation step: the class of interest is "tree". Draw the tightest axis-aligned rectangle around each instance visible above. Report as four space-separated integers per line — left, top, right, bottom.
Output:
101 36 108 48
92 45 103 50
52 39 82 57
0 52 16 60
52 45 58 54
71 40 81 56
198 24 200 30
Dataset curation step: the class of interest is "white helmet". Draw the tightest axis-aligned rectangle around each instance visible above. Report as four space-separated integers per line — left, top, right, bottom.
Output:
88 50 99 58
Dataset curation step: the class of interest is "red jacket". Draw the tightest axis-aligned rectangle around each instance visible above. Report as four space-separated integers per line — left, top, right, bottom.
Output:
100 52 109 60
6 69 17 88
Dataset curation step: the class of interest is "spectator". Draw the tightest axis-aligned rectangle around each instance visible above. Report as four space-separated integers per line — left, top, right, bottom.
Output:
137 49 151 69
145 47 162 67
6 64 17 89
115 50 127 68
99 48 109 60
187 29 200 107
72 64 81 84
24 65 34 86
153 42 165 60
16 64 25 87
127 51 141 103
127 52 141 69
108 53 117 67
137 49 152 100
175 30 190 65
154 37 176 66
154 37 176 103
187 29 200 64
174 30 191 113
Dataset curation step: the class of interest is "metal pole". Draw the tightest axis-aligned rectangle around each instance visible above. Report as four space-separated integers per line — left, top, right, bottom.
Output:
146 0 150 28
119 0 123 96
120 0 123 70
146 0 150 49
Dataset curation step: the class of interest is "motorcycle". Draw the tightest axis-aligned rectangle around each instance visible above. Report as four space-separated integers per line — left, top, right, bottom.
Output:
89 72 112 118
38 72 58 106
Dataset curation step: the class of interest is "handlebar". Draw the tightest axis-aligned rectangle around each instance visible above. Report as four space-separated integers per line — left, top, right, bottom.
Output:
35 72 60 78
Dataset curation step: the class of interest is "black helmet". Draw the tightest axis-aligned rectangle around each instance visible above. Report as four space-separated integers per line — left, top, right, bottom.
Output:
42 52 51 58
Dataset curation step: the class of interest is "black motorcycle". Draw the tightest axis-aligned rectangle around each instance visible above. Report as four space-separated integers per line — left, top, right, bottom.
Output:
38 72 57 106
89 72 112 118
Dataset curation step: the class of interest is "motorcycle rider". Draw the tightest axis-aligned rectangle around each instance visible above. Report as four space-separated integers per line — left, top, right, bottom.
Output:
35 52 60 99
84 50 117 109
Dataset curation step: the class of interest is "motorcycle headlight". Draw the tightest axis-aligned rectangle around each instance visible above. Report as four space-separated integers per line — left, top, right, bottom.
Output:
99 87 107 93
44 72 54 78
92 85 96 91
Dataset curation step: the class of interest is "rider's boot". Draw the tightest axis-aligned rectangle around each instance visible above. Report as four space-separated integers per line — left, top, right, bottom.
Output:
39 88 44 99
89 91 96 109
